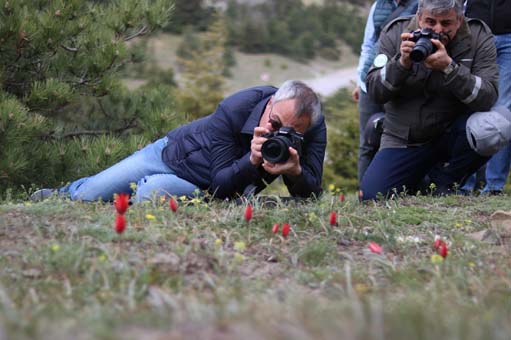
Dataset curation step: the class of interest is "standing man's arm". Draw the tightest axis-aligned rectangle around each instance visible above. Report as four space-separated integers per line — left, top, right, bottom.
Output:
354 1 378 99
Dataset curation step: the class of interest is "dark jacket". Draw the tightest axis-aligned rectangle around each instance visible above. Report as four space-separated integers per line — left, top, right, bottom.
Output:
366 16 498 147
161 86 327 199
466 0 511 35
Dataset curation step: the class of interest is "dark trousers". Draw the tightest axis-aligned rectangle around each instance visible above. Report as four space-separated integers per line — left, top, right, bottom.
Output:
358 90 384 182
360 114 489 200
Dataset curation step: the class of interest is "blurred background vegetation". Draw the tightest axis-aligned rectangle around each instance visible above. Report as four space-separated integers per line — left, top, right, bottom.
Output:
0 0 371 198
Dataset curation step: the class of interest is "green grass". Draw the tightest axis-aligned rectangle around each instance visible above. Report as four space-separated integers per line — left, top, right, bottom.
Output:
1 193 510 339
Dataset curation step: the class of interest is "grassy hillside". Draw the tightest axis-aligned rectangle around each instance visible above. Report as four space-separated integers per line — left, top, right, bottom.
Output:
1 193 510 338
128 33 358 94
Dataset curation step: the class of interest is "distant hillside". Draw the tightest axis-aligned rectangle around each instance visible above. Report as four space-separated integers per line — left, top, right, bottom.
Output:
207 0 373 6
132 33 358 95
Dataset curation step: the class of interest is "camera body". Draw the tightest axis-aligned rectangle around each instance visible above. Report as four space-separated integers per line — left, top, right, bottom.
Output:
409 28 441 62
261 127 304 163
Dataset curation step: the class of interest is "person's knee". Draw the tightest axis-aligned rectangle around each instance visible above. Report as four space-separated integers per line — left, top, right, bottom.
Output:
134 176 159 202
360 176 386 201
359 187 378 201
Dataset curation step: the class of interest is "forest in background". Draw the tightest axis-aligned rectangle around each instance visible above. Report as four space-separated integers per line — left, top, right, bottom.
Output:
0 0 366 198
166 0 366 62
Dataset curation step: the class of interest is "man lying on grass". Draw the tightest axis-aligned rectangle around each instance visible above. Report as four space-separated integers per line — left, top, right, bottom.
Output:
32 80 326 202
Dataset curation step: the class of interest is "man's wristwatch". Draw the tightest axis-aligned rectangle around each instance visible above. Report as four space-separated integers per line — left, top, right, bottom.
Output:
442 60 458 76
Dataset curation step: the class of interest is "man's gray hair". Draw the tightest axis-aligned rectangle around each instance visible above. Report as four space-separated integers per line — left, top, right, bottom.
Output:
418 0 463 17
273 80 322 128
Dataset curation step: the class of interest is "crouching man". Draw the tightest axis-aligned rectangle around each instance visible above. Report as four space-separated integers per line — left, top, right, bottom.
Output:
360 0 505 200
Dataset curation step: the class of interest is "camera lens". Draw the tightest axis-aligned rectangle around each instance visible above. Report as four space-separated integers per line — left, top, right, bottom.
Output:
410 37 434 62
261 137 291 163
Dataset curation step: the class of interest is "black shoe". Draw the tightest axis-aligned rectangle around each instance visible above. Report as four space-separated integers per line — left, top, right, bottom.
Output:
30 189 56 202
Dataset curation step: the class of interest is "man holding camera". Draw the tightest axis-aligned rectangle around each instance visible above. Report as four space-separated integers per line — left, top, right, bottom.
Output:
32 80 326 202
360 0 501 200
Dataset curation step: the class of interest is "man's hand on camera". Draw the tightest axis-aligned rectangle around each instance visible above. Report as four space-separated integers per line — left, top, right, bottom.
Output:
262 147 302 177
399 32 415 69
250 127 270 166
424 39 452 70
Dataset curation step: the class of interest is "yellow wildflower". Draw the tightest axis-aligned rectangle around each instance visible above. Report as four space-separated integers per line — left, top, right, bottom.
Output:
328 184 335 191
431 254 444 264
214 239 223 247
354 283 370 295
145 214 156 220
234 241 246 252
234 253 245 263
308 212 318 223
129 182 137 191
50 244 60 252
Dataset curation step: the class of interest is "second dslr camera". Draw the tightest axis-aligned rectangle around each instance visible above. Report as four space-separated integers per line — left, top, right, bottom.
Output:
261 127 304 163
409 28 441 62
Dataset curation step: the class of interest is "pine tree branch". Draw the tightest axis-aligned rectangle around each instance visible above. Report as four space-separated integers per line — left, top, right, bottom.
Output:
53 118 138 139
124 26 149 42
96 98 112 118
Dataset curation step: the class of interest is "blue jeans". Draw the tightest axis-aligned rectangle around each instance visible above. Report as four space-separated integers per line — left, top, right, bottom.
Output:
60 137 200 202
360 115 489 200
463 33 511 192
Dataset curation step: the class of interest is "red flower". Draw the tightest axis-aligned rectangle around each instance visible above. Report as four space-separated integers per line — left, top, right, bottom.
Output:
282 223 291 238
114 193 129 215
272 223 280 234
339 193 345 202
115 214 126 234
438 243 448 258
329 211 337 226
244 204 253 222
169 197 178 212
368 241 383 254
434 239 444 249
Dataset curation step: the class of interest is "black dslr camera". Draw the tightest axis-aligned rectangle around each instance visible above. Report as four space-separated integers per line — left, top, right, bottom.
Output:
409 28 441 62
261 127 304 163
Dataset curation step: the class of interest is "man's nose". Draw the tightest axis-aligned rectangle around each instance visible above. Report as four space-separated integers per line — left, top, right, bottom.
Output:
432 23 443 33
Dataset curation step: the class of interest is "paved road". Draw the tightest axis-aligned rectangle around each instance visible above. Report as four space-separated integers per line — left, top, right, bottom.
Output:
302 66 358 97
